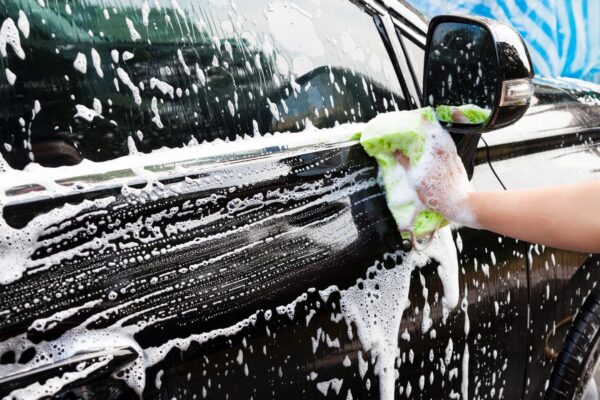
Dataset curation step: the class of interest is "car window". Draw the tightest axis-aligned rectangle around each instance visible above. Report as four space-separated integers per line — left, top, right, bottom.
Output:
0 0 406 169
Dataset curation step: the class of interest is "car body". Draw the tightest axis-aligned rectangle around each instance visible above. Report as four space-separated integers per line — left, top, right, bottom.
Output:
0 0 599 399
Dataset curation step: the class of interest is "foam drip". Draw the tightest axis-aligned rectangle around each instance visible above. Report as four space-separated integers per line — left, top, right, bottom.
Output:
335 227 459 400
0 17 25 59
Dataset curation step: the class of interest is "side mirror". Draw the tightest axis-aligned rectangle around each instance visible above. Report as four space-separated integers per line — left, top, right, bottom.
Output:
423 15 534 133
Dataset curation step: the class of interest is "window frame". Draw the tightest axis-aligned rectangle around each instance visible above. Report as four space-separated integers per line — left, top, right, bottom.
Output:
396 27 426 100
348 0 422 110
387 6 429 108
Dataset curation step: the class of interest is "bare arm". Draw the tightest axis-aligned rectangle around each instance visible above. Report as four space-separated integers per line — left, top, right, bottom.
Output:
468 182 600 253
395 141 600 253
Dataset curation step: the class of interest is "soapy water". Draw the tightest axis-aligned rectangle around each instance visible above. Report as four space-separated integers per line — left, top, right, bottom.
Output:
0 111 466 398
335 228 459 400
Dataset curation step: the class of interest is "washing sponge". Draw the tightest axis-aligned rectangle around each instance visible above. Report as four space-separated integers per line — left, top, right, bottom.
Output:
436 104 491 124
358 107 447 239
357 104 488 239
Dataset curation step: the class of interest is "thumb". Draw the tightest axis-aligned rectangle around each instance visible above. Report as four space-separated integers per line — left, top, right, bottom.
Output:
394 150 410 170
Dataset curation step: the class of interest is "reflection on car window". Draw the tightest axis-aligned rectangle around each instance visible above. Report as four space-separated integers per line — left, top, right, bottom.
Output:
0 0 406 169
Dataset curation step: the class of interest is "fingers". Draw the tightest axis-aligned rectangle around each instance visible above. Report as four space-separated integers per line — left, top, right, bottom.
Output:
394 150 410 170
452 109 470 124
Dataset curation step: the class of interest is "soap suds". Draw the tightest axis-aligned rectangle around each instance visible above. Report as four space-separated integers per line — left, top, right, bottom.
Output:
17 11 29 39
0 104 467 399
125 18 141 41
0 17 25 59
335 227 459 400
0 138 377 397
6 356 112 399
142 1 151 27
74 104 103 122
117 67 142 105
0 197 115 284
73 52 87 74
91 48 103 77
461 345 469 399
5 68 16 85
150 77 175 99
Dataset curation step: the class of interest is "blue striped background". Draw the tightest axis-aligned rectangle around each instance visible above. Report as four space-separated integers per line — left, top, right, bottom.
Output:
408 0 600 83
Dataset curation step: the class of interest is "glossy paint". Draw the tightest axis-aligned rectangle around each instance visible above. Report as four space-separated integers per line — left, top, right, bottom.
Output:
479 76 600 400
0 1 599 400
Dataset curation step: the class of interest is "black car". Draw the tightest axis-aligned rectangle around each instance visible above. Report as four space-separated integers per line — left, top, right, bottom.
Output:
1 0 599 399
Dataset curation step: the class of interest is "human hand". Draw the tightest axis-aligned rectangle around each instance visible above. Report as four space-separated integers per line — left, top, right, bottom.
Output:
394 125 476 227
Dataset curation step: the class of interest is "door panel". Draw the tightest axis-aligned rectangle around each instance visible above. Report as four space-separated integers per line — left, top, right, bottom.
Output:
0 140 519 400
397 17 531 399
481 77 600 399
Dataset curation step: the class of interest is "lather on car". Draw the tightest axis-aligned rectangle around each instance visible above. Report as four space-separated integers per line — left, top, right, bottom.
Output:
0 0 599 399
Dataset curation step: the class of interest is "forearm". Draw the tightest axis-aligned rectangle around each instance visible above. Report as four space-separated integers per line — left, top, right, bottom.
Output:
466 181 600 253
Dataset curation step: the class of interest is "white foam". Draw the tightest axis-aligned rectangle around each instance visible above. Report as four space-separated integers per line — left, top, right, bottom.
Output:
0 109 466 399
461 287 470 336
150 77 174 99
444 338 453 366
195 63 206 86
5 67 16 85
73 52 87 74
125 18 141 41
316 378 343 396
150 97 163 128
93 98 102 115
142 1 151 27
17 11 29 39
117 68 142 105
0 165 377 393
91 48 103 77
177 49 191 76
74 104 103 122
155 369 163 389
0 197 115 284
111 49 119 63
6 355 112 399
29 300 102 332
336 227 459 400
0 18 25 59
461 344 469 399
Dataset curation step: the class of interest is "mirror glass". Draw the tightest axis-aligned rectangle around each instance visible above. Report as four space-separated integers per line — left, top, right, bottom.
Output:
425 21 498 125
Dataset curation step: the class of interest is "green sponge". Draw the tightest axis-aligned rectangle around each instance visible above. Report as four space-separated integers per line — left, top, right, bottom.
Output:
358 107 448 239
354 104 488 239
436 104 491 124
360 108 427 166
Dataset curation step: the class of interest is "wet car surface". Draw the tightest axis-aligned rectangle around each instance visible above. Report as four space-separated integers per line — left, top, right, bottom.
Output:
0 1 600 399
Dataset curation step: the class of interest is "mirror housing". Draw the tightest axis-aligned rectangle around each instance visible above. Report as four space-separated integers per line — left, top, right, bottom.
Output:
423 15 534 134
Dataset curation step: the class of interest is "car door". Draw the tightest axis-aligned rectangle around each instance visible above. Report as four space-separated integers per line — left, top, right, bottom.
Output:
0 1 439 399
391 5 531 399
474 77 600 399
